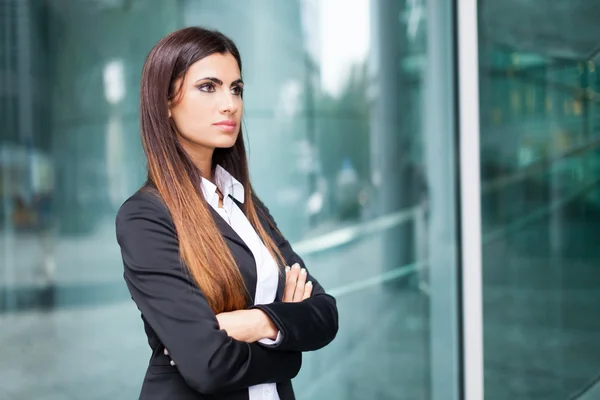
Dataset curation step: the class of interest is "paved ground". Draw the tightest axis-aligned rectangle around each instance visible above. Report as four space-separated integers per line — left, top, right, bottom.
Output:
1 198 600 399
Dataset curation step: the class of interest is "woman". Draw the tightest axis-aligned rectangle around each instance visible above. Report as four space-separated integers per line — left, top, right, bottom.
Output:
115 26 338 400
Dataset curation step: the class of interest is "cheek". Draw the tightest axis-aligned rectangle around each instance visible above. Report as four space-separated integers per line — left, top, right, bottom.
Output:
173 95 212 131
182 95 212 122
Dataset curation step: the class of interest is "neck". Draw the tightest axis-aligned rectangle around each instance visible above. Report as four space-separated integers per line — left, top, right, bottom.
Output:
179 138 214 181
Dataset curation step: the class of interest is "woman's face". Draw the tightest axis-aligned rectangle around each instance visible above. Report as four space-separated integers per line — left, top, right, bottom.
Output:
169 52 244 152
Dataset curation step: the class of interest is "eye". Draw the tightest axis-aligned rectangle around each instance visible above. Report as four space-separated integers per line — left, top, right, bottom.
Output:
231 86 244 96
198 83 216 93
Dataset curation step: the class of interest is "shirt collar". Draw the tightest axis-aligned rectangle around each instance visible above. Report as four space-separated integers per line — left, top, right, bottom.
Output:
200 165 245 206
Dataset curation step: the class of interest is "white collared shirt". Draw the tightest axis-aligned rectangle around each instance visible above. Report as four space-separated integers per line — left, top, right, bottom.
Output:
200 165 281 400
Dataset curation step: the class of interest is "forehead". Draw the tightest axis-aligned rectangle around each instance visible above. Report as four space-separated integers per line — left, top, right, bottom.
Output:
185 52 241 82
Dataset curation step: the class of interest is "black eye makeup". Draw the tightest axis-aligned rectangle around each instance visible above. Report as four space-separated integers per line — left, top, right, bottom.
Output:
195 77 244 96
231 85 244 96
197 82 216 92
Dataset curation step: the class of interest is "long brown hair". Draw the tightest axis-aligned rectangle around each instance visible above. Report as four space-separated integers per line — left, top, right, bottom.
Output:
139 27 284 313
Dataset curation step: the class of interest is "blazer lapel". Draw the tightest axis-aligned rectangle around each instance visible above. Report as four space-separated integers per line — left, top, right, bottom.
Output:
209 207 250 253
209 207 257 305
251 201 287 301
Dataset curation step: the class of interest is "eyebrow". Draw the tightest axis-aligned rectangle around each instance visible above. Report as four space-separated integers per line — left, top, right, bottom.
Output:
196 77 244 86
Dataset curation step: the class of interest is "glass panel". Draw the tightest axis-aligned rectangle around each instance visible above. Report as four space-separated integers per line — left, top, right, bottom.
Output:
1 0 459 399
479 1 600 398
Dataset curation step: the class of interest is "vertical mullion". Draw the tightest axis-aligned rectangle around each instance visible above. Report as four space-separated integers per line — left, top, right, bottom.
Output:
457 0 484 398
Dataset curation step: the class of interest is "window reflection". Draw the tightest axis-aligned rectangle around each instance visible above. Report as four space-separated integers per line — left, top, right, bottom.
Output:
1 1 451 399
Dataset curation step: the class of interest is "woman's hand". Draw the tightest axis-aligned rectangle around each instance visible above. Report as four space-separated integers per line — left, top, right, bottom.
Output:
215 309 277 343
283 263 312 302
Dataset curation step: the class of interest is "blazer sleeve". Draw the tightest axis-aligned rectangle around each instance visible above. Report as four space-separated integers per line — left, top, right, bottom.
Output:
250 196 339 353
115 192 301 395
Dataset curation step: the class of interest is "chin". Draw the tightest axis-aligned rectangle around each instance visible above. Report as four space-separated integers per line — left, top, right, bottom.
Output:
213 135 239 149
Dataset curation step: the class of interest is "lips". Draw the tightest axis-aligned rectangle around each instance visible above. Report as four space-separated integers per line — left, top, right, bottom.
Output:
213 120 237 128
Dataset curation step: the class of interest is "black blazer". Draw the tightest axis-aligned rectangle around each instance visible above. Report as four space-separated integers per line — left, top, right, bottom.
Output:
115 187 339 400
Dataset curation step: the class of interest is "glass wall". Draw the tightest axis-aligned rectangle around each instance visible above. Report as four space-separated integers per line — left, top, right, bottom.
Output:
479 1 600 398
1 0 460 399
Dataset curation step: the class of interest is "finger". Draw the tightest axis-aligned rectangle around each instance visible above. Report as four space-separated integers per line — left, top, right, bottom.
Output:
287 264 299 283
284 266 290 300
293 268 308 302
302 281 313 300
283 264 300 301
283 266 299 302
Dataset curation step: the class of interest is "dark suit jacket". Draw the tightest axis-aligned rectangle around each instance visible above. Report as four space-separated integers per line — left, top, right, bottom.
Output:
115 186 339 400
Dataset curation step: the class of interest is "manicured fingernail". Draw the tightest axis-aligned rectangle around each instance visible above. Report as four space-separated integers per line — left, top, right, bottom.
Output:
164 348 169 355
306 281 312 286
170 360 175 366
285 266 291 272
301 268 307 275
293 264 300 269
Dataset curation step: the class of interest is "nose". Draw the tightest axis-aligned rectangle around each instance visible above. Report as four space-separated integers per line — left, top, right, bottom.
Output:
219 92 239 115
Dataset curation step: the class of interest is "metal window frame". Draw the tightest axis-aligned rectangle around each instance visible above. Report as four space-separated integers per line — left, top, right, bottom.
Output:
456 0 484 399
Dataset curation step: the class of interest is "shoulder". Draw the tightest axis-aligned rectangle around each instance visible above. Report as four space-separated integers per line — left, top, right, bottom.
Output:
117 186 166 218
115 186 173 234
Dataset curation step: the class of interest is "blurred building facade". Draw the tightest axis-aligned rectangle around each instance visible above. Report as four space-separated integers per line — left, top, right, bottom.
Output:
1 0 600 399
